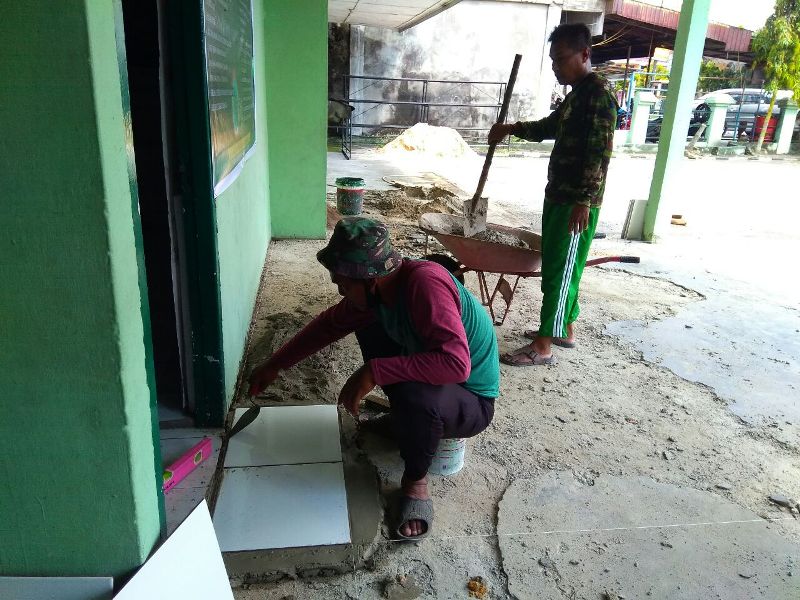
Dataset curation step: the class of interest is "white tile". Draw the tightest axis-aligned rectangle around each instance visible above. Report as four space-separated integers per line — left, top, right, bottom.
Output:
0 577 113 600
213 464 350 552
224 405 342 467
114 501 233 600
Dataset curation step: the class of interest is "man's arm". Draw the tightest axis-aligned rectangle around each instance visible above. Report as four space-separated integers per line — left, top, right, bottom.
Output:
574 88 617 205
248 299 375 395
487 107 561 144
369 267 471 386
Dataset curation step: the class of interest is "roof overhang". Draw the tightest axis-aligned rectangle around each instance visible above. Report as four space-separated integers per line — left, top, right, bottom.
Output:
329 0 464 31
594 0 754 64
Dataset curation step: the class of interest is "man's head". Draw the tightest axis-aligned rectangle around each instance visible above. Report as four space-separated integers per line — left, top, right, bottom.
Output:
317 217 402 308
548 23 593 86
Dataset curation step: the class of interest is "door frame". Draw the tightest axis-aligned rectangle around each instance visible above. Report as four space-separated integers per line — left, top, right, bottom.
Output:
163 0 226 427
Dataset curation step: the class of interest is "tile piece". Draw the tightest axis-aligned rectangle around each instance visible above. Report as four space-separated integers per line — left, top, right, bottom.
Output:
213 463 350 551
224 405 342 467
0 577 112 600
115 501 233 600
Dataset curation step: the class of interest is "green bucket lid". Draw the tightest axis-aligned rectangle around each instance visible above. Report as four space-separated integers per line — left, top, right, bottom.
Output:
335 177 365 189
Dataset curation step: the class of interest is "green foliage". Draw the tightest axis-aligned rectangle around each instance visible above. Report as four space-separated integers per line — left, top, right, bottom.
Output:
751 0 800 97
697 59 746 92
633 64 669 88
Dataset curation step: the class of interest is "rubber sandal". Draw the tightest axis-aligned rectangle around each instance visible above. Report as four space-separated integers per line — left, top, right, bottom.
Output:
501 345 555 366
523 329 576 349
394 496 433 541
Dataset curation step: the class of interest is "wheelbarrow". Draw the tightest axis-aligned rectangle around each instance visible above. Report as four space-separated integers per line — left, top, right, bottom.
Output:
419 212 640 325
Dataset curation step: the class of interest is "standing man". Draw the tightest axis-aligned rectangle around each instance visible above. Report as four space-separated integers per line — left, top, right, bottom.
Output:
488 23 618 366
248 218 499 541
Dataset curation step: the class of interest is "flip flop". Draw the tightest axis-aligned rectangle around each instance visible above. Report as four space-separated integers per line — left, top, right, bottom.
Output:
395 496 433 541
501 345 555 366
523 329 576 349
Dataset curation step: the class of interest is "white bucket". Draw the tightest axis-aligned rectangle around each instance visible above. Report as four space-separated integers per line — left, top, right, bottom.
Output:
428 438 466 476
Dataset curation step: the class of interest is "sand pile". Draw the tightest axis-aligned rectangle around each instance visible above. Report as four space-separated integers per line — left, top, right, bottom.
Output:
379 123 477 158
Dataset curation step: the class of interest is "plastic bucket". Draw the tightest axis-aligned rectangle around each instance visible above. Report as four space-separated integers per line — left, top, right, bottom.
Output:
754 115 778 142
335 177 365 215
428 438 466 476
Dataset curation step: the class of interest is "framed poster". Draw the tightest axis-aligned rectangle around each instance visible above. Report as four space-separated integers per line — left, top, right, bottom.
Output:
202 0 256 197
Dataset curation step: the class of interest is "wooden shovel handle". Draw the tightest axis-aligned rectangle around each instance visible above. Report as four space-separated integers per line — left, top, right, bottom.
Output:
470 54 522 212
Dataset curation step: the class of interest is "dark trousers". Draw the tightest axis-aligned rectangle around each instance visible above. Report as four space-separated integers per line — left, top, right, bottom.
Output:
355 323 495 481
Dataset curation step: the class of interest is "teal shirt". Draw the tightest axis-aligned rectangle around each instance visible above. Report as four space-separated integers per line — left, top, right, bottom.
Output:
376 271 500 399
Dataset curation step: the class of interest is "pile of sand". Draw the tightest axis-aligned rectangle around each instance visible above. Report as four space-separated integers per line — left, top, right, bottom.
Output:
379 123 477 158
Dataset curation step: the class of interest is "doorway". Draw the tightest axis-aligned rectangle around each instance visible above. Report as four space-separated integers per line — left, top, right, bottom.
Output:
121 0 193 427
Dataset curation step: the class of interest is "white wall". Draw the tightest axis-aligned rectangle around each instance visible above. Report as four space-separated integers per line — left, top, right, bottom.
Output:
349 0 563 134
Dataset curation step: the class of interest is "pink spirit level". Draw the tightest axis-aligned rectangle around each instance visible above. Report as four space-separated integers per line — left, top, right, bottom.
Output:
163 437 213 493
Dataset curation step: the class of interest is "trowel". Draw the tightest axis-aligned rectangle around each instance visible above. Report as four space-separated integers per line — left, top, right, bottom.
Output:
463 53 522 237
228 406 260 439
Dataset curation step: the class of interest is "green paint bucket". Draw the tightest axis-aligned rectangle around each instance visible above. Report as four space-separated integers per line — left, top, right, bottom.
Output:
428 438 466 476
335 177 365 216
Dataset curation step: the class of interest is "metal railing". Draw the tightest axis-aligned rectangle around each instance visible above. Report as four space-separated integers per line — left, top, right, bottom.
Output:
339 74 507 159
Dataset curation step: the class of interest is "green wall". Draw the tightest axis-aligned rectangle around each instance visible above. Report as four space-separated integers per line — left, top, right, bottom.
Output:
0 0 161 577
216 0 272 401
263 0 328 239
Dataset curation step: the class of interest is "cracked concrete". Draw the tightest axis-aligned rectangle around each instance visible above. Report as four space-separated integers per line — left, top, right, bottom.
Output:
497 472 800 600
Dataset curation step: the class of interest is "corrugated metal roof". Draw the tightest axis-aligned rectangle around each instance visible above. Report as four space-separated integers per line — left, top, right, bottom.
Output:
607 0 752 53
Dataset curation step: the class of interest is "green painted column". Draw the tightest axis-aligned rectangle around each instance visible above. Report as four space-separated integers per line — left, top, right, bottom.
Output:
263 0 328 239
0 0 162 577
642 0 711 241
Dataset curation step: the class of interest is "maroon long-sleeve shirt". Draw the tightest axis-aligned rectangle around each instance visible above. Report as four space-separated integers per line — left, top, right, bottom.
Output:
268 260 471 386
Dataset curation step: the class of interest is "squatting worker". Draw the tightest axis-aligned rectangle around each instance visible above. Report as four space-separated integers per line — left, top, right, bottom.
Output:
248 218 499 541
488 23 618 366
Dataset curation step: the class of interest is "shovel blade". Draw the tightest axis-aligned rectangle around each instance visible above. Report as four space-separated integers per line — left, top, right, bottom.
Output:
463 196 488 237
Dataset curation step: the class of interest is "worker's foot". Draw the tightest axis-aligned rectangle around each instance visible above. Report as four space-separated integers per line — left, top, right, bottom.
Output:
523 328 576 349
501 343 555 366
399 476 431 538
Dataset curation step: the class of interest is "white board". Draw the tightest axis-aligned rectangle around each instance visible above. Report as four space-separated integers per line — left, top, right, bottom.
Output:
114 500 232 600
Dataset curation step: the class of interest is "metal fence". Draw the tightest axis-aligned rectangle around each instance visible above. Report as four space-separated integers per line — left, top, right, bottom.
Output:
336 74 507 159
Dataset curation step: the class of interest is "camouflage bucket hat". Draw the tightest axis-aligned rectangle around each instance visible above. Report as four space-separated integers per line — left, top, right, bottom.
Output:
317 217 402 279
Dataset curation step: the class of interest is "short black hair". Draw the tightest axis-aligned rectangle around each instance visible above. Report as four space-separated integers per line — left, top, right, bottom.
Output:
549 23 592 54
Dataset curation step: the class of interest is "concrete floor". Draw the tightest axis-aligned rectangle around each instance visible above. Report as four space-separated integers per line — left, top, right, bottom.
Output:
330 149 800 439
227 148 800 597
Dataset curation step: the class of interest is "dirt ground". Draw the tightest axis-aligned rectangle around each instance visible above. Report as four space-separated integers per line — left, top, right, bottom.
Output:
232 187 800 599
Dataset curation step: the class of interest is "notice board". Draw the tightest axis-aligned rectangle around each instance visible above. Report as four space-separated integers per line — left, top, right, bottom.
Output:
202 0 256 197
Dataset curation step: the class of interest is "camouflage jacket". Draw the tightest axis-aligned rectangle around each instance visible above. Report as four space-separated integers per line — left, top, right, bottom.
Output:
512 73 618 207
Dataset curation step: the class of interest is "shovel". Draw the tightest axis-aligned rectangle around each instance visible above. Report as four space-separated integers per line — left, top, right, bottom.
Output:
463 54 522 237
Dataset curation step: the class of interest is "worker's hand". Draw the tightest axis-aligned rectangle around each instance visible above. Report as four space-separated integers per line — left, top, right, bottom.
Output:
248 362 280 397
568 204 590 235
338 364 376 417
488 123 515 144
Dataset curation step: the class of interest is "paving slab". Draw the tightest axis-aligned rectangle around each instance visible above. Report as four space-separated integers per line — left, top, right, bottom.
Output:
225 405 342 468
213 463 350 552
498 472 800 600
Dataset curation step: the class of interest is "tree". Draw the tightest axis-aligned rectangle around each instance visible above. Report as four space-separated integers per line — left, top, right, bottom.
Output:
751 0 800 152
697 59 746 93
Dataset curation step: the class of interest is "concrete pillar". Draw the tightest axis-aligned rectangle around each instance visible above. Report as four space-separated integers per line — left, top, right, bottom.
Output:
775 98 799 155
0 0 163 577
642 0 711 241
628 90 658 145
704 93 735 146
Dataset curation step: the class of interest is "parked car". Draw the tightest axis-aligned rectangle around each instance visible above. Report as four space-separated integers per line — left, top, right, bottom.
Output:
693 88 794 139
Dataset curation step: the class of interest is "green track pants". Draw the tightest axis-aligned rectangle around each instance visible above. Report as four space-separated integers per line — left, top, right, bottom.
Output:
538 201 599 338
